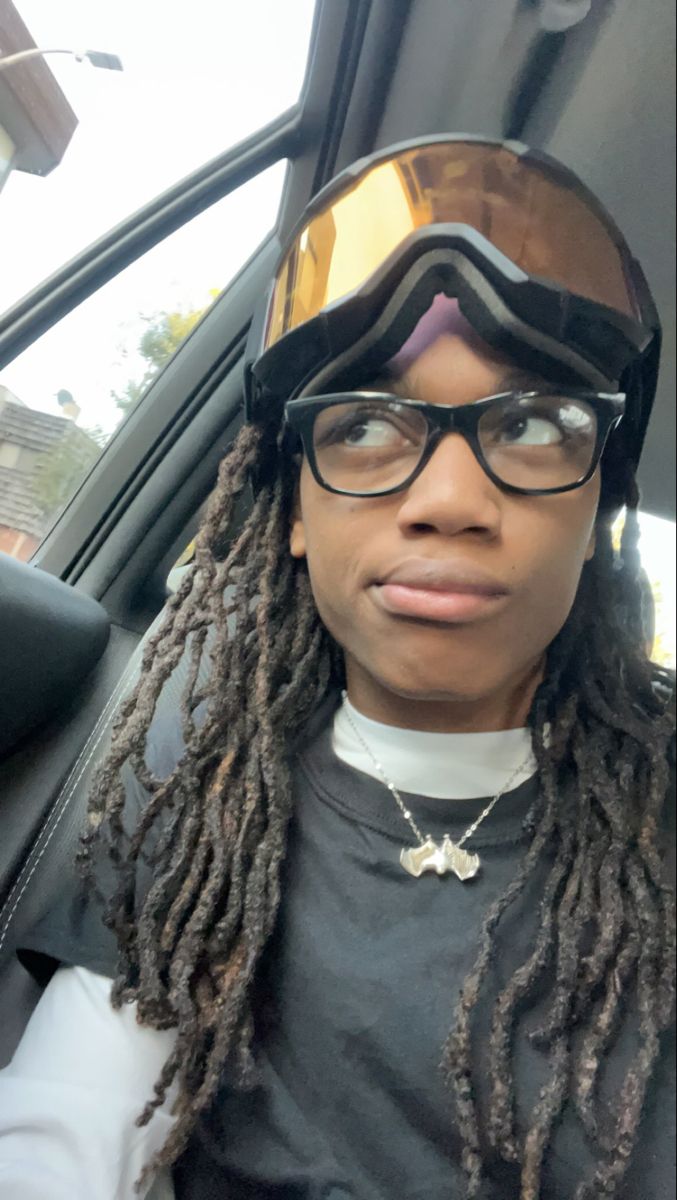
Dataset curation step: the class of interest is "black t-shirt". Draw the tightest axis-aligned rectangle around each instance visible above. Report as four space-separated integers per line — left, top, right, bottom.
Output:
19 709 676 1200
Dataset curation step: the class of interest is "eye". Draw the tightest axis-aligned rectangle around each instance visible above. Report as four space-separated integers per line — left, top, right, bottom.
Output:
315 404 422 451
497 413 563 446
482 397 597 457
342 415 408 447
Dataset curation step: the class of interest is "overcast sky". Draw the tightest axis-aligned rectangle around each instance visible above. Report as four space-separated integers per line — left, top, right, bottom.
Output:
0 0 315 428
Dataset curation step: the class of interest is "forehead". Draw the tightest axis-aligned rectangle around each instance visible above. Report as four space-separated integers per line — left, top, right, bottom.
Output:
368 331 548 405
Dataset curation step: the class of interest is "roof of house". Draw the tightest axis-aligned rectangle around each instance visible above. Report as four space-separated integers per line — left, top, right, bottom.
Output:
0 396 75 454
0 464 45 538
0 398 100 537
0 384 25 406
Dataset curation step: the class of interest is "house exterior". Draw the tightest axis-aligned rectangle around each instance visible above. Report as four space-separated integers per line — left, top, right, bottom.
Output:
0 387 99 560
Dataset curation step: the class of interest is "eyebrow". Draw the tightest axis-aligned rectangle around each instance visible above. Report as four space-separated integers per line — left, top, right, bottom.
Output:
493 370 550 393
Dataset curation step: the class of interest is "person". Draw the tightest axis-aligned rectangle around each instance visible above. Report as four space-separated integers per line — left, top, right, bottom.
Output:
0 136 674 1200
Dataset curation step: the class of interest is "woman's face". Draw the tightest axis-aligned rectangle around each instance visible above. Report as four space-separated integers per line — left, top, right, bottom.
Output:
289 323 601 731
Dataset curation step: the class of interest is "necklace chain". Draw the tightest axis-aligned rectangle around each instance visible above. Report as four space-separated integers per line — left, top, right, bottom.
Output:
340 692 533 849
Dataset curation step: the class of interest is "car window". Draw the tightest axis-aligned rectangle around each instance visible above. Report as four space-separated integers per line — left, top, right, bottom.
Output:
0 0 316 309
613 510 676 669
0 162 286 559
0 0 317 561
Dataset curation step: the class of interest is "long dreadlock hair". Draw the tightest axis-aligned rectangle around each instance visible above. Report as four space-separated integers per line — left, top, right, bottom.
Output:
79 405 675 1199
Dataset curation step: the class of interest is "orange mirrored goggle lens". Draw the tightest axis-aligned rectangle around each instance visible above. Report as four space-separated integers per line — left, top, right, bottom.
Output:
264 142 638 353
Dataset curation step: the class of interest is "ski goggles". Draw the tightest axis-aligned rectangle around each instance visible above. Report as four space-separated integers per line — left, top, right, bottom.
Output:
246 136 660 469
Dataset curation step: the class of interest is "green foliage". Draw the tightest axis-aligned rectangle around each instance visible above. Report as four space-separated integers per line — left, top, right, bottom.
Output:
31 424 107 521
27 299 216 535
112 304 208 414
612 512 674 667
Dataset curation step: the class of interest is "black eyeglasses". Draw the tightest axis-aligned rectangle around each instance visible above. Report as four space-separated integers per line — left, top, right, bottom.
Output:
284 390 625 497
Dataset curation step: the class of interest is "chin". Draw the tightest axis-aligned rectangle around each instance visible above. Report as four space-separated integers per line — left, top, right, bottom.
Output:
370 657 507 705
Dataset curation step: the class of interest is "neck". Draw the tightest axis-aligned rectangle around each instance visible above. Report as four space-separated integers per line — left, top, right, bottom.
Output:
343 655 545 733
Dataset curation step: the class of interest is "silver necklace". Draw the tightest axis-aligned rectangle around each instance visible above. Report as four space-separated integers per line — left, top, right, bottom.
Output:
340 692 534 881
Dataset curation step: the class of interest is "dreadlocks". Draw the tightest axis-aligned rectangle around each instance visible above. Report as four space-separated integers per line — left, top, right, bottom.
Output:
78 409 675 1199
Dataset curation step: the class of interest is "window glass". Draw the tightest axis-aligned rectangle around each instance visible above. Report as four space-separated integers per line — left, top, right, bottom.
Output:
0 162 286 560
613 510 676 669
0 0 316 311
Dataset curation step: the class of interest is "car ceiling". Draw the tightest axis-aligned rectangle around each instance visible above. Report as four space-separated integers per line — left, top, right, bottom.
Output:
362 0 676 523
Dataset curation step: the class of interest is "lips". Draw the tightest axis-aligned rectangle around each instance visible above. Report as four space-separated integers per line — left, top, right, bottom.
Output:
371 558 511 624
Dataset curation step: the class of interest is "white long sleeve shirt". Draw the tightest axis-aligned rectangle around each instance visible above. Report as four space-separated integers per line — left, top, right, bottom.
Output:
0 965 177 1199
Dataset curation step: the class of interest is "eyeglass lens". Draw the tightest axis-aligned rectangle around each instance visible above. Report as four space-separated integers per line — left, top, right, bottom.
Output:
311 395 599 493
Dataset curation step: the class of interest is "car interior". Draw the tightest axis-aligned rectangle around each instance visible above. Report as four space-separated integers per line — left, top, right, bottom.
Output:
0 0 675 1071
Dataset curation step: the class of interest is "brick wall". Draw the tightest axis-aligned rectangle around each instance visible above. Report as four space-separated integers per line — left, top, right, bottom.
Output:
0 524 40 561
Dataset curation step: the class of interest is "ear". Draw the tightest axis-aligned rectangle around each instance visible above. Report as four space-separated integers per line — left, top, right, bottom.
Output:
289 482 306 559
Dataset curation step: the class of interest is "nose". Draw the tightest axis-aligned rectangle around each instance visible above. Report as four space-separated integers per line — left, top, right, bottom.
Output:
396 431 503 538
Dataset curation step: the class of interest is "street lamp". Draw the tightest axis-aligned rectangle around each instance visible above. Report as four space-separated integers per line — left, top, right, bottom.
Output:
0 47 123 73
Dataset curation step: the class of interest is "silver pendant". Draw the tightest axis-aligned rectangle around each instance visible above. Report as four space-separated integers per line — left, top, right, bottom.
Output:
400 835 481 881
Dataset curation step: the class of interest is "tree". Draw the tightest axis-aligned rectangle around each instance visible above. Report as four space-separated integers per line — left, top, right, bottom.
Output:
612 512 675 667
27 300 214 533
112 303 209 414
31 423 107 523
647 578 675 668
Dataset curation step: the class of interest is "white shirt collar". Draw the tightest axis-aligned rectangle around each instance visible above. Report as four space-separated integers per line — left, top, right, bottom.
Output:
332 694 537 799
